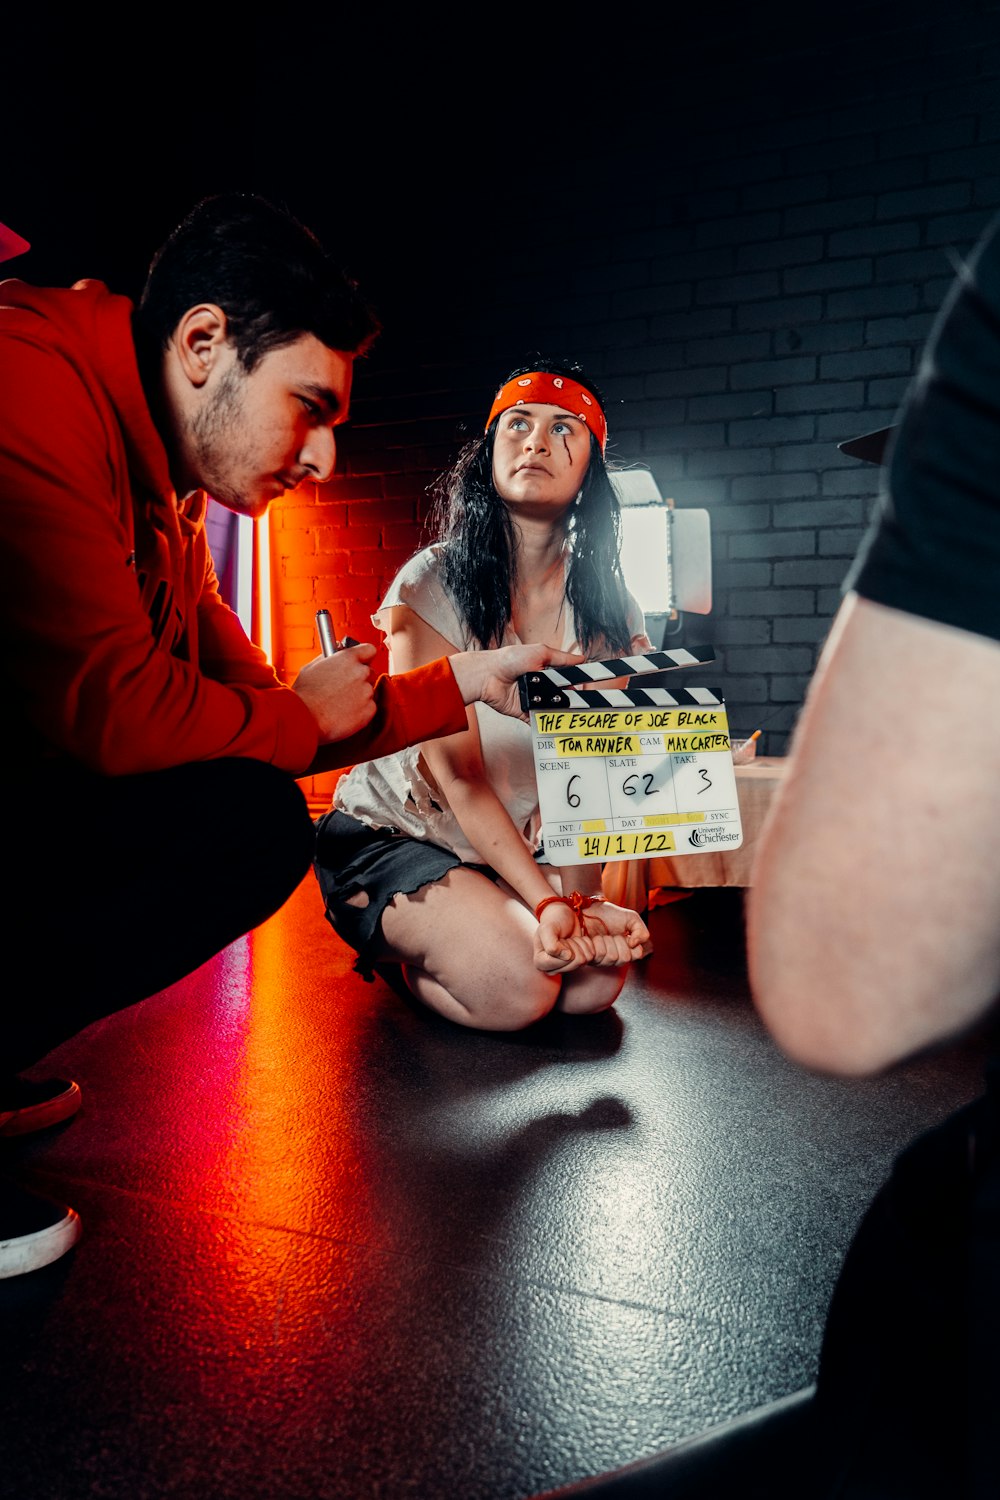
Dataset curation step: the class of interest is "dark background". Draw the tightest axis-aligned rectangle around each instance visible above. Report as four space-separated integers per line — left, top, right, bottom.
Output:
7 1 1000 752
5 5 944 320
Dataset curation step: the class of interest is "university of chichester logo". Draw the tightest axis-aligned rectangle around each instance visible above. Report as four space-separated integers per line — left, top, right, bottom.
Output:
689 825 739 847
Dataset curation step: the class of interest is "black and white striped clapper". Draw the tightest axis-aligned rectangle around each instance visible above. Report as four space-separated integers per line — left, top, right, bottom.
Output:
518 645 719 711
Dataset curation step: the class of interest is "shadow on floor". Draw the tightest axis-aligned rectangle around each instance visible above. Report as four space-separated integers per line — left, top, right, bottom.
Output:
1 880 992 1499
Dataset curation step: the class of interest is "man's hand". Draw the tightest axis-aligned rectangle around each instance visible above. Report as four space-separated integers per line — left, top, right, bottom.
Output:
293 641 378 742
449 644 585 721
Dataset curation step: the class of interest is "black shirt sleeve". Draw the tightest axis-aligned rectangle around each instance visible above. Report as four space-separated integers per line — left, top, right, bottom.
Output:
845 210 1000 645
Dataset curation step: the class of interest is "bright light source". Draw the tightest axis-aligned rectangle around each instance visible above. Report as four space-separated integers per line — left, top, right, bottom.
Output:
611 469 713 618
256 511 272 662
232 510 274 659
612 470 673 615
235 513 254 639
619 505 673 615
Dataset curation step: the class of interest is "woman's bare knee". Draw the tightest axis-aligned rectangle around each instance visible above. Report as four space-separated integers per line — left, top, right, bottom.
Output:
403 961 558 1031
557 966 627 1015
381 872 565 1029
483 971 561 1030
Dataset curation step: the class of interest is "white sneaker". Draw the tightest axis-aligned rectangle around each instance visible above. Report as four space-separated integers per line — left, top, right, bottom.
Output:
0 1077 82 1137
0 1183 82 1278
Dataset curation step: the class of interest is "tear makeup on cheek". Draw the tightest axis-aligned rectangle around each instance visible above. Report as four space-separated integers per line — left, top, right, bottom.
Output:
561 437 573 461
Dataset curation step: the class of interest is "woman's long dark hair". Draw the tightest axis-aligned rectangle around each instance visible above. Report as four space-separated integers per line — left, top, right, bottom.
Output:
425 360 634 656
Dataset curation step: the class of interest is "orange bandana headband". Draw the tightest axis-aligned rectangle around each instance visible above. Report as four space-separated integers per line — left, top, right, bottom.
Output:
486 371 608 454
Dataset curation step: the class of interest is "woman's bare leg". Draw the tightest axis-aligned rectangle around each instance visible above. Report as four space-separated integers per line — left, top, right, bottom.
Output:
556 962 628 1015
374 868 561 1030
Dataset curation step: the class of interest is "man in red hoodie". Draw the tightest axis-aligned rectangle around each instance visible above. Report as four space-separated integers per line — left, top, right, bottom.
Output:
0 194 578 1277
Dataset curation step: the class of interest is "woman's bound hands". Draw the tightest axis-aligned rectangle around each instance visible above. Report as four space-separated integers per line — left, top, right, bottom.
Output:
531 894 652 974
533 899 597 974
579 899 652 964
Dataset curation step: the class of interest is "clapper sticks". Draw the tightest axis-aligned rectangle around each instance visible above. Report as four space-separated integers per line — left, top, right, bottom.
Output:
518 644 720 711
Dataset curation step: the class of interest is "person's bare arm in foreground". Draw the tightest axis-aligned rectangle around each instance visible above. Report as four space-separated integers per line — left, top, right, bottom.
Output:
747 590 1000 1077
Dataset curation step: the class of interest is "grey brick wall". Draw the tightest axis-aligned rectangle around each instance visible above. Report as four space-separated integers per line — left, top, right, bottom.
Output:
307 0 1000 755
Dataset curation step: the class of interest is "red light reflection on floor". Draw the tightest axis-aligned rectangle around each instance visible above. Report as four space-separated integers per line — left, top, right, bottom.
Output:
146 882 384 1403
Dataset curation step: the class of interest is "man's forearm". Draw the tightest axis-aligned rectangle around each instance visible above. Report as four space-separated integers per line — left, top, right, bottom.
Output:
747 595 1000 1075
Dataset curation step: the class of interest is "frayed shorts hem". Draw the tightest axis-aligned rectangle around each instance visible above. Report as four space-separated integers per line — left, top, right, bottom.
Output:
313 808 497 981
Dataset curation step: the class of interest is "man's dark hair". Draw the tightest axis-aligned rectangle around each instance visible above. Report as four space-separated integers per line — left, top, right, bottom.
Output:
134 192 381 371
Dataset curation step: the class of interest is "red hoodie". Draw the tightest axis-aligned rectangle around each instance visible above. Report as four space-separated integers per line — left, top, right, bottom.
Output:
0 278 465 777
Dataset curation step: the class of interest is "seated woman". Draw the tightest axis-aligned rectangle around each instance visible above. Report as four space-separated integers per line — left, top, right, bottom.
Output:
313 360 653 1030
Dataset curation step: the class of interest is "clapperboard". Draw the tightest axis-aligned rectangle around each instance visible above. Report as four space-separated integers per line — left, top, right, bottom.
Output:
518 646 744 868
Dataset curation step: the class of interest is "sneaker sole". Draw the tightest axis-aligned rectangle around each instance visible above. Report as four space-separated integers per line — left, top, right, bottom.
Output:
0 1205 82 1278
0 1081 83 1138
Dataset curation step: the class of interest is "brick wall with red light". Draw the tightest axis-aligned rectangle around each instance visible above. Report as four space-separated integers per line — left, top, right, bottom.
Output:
270 387 476 810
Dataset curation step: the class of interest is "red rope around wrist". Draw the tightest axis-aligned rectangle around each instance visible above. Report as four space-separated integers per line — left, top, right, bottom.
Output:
534 891 605 922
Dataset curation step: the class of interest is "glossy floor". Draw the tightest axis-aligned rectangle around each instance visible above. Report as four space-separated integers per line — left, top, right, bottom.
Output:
1 878 991 1499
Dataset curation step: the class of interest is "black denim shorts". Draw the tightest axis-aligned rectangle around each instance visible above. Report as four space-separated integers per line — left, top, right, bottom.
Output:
313 809 498 981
